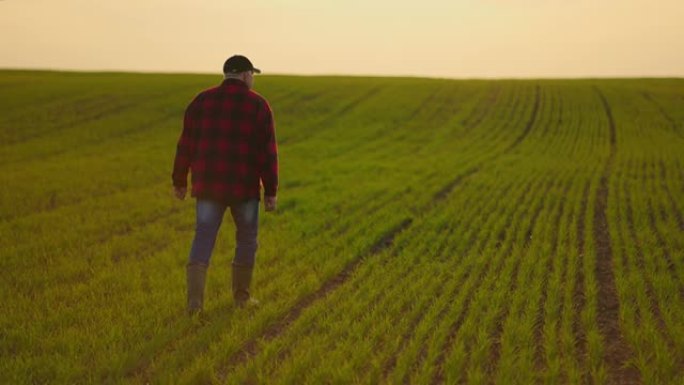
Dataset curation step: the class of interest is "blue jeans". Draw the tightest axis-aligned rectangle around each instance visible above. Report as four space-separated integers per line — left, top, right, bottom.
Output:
188 199 259 267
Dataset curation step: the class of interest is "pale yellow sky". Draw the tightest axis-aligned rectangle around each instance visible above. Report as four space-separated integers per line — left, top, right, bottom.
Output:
1 0 683 78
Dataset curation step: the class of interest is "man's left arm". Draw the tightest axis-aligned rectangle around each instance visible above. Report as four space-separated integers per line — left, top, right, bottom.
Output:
257 100 278 210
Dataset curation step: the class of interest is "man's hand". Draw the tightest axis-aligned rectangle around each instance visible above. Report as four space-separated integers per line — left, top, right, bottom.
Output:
174 186 187 200
264 196 277 212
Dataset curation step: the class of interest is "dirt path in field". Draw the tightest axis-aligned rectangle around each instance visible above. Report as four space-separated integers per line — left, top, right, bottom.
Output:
593 88 641 385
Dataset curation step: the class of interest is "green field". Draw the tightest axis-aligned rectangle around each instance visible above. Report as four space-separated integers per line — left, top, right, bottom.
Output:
1 70 683 385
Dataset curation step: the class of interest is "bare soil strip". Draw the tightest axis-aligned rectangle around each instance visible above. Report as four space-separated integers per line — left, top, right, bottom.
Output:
594 88 641 385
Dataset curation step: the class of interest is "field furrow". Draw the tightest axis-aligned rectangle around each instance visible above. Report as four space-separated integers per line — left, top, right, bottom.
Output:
592 87 641 384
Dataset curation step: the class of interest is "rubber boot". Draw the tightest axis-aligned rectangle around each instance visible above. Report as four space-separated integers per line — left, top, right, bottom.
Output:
232 264 259 307
186 262 208 315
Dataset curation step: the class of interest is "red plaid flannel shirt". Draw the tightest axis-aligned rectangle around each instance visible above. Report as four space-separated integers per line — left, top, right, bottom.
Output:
172 79 278 204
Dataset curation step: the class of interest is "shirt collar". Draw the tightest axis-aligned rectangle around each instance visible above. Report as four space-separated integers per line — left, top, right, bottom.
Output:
221 78 248 88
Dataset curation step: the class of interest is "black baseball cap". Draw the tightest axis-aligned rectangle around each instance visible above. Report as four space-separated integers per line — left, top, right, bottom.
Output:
223 55 261 74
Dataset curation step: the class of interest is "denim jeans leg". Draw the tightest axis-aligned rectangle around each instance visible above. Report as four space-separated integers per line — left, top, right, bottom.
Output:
230 199 259 267
188 199 227 265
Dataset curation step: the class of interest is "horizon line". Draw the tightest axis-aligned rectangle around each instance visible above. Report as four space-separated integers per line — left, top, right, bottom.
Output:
1 66 683 81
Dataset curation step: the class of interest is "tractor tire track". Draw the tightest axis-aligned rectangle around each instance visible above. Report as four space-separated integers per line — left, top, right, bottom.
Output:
594 88 641 385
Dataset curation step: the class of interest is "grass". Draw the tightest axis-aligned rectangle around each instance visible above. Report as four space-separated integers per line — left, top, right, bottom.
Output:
1 70 683 384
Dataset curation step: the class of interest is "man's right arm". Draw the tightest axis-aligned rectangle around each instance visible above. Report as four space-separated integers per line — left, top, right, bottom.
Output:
172 100 199 196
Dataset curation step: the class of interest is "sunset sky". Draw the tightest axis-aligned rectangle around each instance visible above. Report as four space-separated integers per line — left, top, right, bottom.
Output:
1 0 683 78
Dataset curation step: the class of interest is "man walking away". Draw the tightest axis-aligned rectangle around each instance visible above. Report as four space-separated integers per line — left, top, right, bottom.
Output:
172 55 278 314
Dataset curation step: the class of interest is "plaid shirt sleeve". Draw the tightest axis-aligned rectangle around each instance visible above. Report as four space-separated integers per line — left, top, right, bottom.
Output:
171 96 200 188
257 100 278 197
